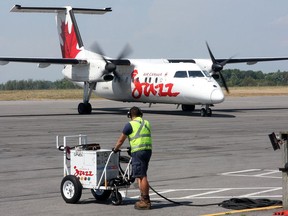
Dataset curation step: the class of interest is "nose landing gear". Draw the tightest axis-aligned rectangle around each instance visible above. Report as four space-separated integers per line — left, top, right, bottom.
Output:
200 105 212 117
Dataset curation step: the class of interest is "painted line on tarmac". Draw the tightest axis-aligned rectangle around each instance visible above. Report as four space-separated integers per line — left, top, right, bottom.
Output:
220 169 281 179
200 205 282 216
126 187 281 200
238 187 281 198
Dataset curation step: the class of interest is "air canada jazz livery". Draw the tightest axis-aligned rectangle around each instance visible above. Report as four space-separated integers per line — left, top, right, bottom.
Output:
1 5 288 116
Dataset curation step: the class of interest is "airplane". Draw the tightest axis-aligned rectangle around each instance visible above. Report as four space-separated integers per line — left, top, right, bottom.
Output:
1 5 288 117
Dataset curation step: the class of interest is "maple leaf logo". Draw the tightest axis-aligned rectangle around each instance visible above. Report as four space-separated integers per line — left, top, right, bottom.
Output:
60 22 81 58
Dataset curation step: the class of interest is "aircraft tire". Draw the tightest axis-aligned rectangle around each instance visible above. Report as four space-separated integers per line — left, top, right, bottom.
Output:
200 108 207 117
181 104 195 112
78 103 92 114
207 108 212 117
85 103 92 114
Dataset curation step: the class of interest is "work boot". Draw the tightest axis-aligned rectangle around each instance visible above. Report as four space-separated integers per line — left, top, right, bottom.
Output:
134 195 151 210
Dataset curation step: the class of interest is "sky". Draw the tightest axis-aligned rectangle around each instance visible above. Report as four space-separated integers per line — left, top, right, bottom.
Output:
0 0 288 83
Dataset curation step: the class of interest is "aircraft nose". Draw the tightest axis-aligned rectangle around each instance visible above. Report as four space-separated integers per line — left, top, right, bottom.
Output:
210 89 225 104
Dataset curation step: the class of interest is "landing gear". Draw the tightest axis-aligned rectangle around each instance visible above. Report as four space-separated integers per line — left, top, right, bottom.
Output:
78 82 96 115
181 104 195 112
180 104 212 117
78 103 92 114
200 105 212 117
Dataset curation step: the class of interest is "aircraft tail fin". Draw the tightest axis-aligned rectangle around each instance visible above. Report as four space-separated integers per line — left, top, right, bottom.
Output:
10 5 112 59
56 7 84 59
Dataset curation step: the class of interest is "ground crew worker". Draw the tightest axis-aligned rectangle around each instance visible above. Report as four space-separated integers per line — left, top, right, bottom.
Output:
113 106 152 210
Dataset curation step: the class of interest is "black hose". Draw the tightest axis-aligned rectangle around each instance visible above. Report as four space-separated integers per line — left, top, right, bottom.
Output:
149 185 221 207
149 185 282 208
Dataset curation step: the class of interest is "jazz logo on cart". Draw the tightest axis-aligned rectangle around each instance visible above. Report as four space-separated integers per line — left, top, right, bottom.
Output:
73 166 94 179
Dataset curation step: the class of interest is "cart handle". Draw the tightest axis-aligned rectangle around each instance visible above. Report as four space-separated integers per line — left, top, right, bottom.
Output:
56 134 88 150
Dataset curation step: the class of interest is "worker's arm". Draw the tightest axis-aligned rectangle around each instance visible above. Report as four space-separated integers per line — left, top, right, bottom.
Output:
113 133 127 152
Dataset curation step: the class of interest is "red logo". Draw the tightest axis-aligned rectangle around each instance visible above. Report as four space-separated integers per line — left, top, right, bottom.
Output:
60 22 81 58
73 166 93 177
131 70 180 99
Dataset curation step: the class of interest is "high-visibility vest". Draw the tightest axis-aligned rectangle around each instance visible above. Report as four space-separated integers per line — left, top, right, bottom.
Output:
128 117 152 153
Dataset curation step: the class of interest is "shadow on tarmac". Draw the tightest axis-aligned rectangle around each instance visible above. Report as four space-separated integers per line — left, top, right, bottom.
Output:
77 197 191 209
1 106 287 118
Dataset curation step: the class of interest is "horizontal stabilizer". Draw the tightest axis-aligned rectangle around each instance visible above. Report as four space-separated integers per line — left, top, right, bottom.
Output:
11 4 112 14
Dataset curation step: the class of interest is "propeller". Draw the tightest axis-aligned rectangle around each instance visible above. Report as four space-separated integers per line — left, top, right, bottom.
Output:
91 42 132 78
206 42 231 93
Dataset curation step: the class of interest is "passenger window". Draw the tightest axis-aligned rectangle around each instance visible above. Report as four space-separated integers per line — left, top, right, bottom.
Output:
174 71 188 78
188 71 204 78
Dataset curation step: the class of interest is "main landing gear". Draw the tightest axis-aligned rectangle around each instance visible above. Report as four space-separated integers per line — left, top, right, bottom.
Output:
78 82 96 115
181 104 212 117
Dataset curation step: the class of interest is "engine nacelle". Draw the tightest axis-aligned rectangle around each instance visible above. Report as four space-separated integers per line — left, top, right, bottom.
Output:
62 59 113 82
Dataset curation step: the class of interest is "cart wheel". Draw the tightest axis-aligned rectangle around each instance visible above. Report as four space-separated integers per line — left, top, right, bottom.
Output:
60 175 82 204
111 190 122 205
91 189 112 201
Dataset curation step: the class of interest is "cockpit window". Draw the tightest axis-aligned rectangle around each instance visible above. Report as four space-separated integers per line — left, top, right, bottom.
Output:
188 71 204 77
174 71 188 78
202 70 211 77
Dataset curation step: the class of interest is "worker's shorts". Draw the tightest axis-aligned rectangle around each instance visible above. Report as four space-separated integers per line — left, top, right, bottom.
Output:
131 150 152 178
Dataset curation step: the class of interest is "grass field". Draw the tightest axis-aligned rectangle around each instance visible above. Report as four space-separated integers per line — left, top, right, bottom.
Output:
0 87 287 100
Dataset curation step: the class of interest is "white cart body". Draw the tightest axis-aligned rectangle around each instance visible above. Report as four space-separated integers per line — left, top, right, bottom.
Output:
70 149 119 188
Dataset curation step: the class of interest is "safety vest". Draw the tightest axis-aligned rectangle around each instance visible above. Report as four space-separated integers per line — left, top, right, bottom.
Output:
128 117 152 153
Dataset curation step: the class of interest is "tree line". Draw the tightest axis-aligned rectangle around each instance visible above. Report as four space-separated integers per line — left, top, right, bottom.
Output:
222 69 288 86
0 79 80 90
0 70 287 90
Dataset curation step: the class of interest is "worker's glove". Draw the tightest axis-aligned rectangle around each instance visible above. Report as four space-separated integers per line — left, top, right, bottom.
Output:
112 148 120 153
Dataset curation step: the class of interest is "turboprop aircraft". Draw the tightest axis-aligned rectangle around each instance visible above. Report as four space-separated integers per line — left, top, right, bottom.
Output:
1 5 288 116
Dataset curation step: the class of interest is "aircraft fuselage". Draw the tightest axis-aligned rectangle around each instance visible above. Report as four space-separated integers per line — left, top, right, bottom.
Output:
93 60 225 106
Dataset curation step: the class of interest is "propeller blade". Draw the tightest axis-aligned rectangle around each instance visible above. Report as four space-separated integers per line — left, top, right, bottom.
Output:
206 41 230 93
91 42 132 79
219 71 229 93
91 42 108 63
206 41 217 63
113 44 132 78
117 44 132 60
91 42 117 74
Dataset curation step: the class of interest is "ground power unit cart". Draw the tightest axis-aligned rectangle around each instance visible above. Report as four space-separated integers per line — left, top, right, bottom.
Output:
56 135 133 205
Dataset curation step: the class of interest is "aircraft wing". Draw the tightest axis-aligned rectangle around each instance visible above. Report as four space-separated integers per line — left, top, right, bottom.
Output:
216 57 288 65
0 57 131 66
169 57 288 65
0 57 88 68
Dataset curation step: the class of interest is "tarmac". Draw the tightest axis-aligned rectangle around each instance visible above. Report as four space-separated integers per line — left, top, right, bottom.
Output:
0 96 287 216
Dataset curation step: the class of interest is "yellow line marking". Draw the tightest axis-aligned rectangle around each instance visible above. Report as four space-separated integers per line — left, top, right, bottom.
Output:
201 205 282 216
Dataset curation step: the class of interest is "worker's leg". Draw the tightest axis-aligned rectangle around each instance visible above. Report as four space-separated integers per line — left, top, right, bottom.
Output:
138 176 149 196
132 151 152 210
135 176 151 210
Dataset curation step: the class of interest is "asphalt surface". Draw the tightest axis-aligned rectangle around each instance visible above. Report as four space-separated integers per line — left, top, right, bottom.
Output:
0 96 287 216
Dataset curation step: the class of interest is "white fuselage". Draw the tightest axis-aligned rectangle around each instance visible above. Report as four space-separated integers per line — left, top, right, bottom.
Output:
91 60 225 105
